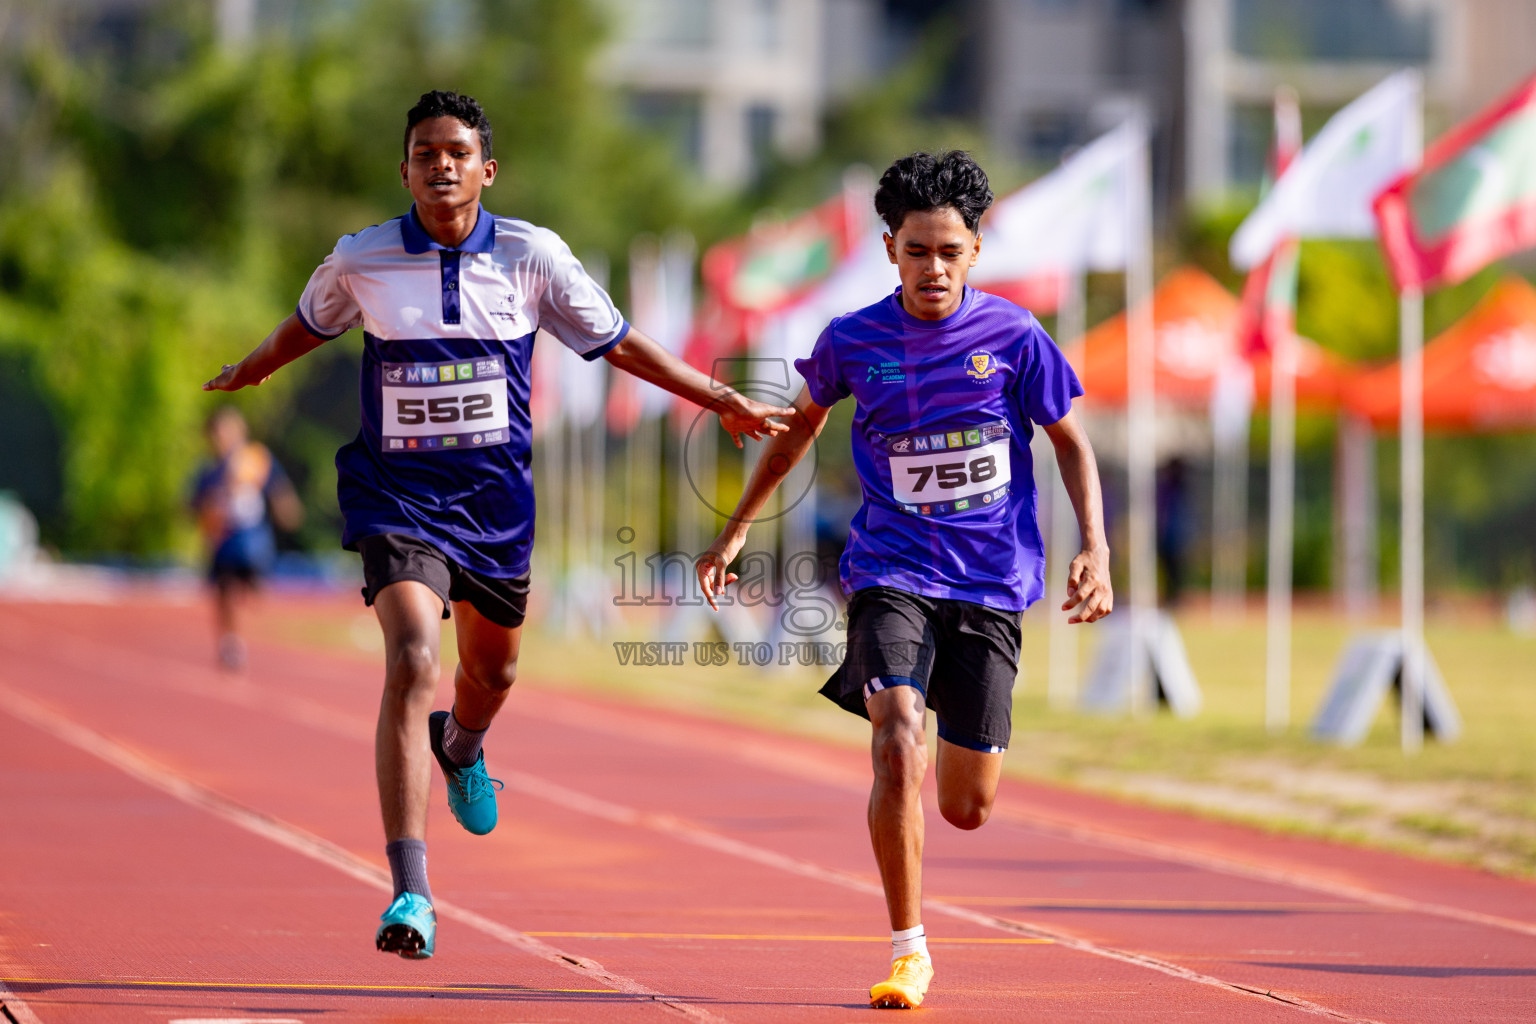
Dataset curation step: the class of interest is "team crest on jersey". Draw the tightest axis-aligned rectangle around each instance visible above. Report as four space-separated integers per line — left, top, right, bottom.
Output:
966 349 998 381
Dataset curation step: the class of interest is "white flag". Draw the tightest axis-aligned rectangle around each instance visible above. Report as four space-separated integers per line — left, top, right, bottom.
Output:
1231 70 1420 270
974 120 1140 281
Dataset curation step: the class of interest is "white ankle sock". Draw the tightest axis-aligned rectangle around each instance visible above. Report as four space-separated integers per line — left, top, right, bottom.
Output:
892 924 927 961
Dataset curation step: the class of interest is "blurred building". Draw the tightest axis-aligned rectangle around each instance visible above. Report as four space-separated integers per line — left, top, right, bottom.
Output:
598 0 833 187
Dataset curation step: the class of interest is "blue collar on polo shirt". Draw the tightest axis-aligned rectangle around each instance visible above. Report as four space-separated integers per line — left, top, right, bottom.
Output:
400 203 496 254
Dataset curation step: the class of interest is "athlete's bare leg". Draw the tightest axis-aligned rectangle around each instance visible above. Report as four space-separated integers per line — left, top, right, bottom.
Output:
867 685 928 931
934 740 1004 830
373 580 445 842
449 600 521 731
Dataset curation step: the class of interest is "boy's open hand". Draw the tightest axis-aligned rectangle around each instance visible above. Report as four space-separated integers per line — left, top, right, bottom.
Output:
717 394 796 449
696 530 748 611
1063 546 1113 623
203 362 268 391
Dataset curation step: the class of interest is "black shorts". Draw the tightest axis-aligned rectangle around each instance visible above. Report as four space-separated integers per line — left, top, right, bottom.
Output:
820 586 1022 752
356 533 530 629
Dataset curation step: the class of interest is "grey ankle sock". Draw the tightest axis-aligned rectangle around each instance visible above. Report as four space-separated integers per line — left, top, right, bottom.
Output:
442 708 488 768
385 839 431 902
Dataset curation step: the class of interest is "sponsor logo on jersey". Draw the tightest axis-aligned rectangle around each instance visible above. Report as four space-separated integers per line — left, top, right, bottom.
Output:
955 498 970 510
420 366 439 383
405 367 421 383
425 437 437 447
982 493 992 503
406 438 418 449
936 503 949 514
929 434 947 449
385 366 403 383
966 349 998 381
443 436 458 446
904 504 918 513
964 428 981 445
891 437 911 453
389 438 404 449
472 433 484 445
485 429 503 443
492 291 522 321
866 360 907 384
440 365 457 381
914 436 930 451
982 424 1009 441
947 431 963 448
920 505 932 515
475 359 500 377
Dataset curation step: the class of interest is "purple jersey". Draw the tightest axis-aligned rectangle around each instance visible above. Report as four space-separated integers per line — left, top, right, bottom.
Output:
794 286 1082 611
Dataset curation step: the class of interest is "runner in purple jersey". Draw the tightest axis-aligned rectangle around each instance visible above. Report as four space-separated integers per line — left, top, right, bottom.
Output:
205 91 792 960
698 151 1112 1009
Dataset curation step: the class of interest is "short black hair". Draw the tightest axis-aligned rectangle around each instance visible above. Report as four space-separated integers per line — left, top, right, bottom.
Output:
874 151 994 235
404 90 493 160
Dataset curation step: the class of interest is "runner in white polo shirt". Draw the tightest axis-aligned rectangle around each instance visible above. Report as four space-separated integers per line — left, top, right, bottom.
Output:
204 90 791 959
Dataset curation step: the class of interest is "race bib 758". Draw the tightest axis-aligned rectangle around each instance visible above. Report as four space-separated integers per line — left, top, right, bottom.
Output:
380 356 509 453
885 420 1011 517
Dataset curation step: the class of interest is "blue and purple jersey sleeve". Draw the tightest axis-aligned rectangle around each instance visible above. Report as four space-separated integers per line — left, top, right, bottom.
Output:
794 321 852 407
1013 319 1083 427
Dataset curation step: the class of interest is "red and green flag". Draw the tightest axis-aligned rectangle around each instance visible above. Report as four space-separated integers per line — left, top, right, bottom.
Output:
1375 70 1536 291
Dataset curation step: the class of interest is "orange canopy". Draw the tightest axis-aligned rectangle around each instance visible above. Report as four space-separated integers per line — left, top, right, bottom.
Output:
1346 276 1536 432
1061 266 1352 411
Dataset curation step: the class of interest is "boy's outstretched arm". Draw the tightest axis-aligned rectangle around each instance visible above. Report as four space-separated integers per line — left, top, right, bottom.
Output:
1042 408 1113 624
696 385 830 610
204 314 332 392
603 328 795 448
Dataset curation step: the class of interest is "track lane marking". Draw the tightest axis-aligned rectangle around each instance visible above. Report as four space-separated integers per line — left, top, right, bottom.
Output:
0 977 614 995
0 633 1418 1021
524 932 1049 943
0 685 725 1024
516 688 1536 940
10 620 1535 940
0 976 45 1024
492 769 1388 1023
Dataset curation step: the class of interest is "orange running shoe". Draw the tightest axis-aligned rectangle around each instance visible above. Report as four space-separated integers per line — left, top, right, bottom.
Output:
870 952 934 1009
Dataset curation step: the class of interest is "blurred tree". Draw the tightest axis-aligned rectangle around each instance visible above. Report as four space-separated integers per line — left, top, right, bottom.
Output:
0 0 698 556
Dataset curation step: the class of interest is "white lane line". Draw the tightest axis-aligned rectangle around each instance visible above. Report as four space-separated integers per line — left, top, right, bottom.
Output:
0 685 726 1024
13 623 1536 943
520 691 1536 941
0 976 46 1024
0 640 1393 1021
492 770 1386 1024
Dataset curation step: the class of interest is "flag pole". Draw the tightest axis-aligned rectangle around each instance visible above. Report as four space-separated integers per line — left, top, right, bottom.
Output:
1125 114 1158 716
1399 74 1425 754
1263 240 1299 732
1049 270 1086 709
1400 284 1425 752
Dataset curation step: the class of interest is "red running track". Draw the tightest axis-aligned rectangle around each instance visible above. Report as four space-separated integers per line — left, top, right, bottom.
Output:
1 595 1534 1022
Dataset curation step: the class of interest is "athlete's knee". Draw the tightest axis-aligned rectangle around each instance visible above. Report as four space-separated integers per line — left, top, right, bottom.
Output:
462 655 518 695
871 716 927 789
939 788 995 831
385 640 439 693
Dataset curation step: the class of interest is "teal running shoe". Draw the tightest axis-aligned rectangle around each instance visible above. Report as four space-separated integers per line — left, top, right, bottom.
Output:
376 892 436 959
428 710 503 836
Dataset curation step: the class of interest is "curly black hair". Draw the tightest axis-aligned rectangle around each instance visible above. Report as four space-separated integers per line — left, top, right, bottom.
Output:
404 90 493 160
873 151 994 234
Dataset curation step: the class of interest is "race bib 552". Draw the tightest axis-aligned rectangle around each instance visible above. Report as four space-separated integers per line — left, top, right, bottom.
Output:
380 356 509 453
885 420 1011 517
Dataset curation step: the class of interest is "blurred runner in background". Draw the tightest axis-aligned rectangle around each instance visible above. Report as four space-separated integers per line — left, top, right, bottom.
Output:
190 406 303 671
